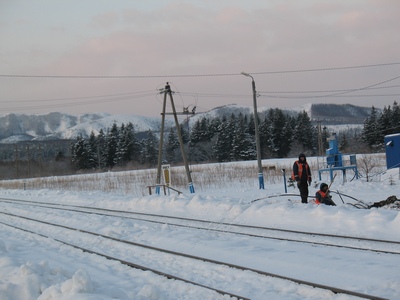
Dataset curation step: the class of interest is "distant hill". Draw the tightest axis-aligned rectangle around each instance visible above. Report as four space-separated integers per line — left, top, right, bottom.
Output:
186 103 373 125
0 112 173 143
0 103 373 143
310 103 372 124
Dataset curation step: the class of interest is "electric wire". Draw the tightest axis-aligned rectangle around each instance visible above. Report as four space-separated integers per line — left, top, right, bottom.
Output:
1 62 399 79
1 62 399 112
260 93 400 99
250 62 400 75
0 90 157 103
0 91 158 112
258 84 400 94
260 75 400 99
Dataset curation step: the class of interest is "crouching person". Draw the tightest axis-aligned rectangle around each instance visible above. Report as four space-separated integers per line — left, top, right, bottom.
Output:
315 183 336 206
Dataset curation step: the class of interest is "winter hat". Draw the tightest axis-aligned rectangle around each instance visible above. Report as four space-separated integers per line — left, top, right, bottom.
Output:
320 183 328 190
299 153 306 160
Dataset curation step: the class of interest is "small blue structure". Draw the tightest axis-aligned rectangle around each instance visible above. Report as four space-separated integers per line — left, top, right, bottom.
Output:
384 133 400 169
326 136 343 167
318 134 359 182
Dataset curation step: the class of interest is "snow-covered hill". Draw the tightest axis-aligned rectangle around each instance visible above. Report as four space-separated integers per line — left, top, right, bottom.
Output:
0 112 174 143
0 103 371 143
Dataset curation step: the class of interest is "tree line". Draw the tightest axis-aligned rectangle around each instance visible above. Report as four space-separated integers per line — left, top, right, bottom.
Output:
69 101 399 171
71 109 316 170
362 101 400 150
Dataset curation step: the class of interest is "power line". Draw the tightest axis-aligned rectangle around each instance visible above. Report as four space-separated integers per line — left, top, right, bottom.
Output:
258 84 400 94
259 75 400 99
260 94 400 99
0 91 157 112
1 62 399 79
251 62 400 75
0 73 239 79
0 90 157 103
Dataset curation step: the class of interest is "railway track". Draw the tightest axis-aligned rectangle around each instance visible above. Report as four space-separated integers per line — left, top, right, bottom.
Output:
1 197 399 255
0 196 395 300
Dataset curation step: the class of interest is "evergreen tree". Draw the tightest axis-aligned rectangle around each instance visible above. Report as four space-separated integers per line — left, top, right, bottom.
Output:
208 117 221 138
88 131 99 169
165 127 180 163
277 111 293 157
115 122 139 166
106 122 119 168
259 110 274 157
293 111 314 153
180 123 189 144
379 105 392 138
231 113 256 160
189 118 202 144
247 114 255 136
259 115 268 157
391 101 400 133
140 130 158 166
190 117 210 144
96 129 107 169
213 116 231 162
362 106 381 149
271 109 291 157
199 117 210 141
71 135 93 170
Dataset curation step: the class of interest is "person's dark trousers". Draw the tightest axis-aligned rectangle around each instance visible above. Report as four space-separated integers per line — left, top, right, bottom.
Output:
298 181 309 203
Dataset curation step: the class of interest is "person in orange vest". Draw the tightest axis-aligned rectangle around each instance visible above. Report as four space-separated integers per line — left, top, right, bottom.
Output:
315 183 336 206
292 153 312 203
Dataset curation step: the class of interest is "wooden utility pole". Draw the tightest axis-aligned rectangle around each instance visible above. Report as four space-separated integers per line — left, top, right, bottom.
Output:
156 83 195 193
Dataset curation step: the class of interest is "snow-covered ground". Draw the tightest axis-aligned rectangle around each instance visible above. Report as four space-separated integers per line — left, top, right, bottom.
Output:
0 160 399 299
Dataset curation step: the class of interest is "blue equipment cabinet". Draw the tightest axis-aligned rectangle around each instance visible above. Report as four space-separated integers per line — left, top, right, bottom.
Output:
318 134 358 182
326 138 343 167
384 133 400 169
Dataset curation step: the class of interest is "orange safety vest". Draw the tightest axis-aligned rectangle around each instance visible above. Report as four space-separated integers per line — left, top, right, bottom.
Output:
315 190 328 205
292 161 310 181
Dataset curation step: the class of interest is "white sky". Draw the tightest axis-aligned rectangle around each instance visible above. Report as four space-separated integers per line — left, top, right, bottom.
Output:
1 0 400 116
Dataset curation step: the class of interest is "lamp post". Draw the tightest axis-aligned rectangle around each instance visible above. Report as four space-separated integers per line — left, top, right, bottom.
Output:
241 72 265 189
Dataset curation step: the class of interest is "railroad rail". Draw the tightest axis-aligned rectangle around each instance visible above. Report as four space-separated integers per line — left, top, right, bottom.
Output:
0 196 394 300
1 197 399 255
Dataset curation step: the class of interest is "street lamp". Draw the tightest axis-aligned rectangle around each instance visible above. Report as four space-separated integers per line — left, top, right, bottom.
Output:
241 72 265 189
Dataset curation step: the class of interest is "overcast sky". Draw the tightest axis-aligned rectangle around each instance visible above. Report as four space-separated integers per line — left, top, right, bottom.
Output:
1 0 400 117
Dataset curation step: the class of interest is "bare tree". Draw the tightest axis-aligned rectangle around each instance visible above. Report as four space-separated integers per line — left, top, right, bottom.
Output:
358 154 379 182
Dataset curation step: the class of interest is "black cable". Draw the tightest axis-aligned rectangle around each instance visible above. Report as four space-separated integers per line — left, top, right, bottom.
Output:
259 75 400 99
0 90 157 103
1 62 399 79
258 84 400 94
0 92 157 112
251 62 400 75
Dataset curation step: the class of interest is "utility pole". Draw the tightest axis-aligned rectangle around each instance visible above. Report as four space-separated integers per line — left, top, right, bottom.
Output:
156 84 168 195
156 83 195 193
241 72 265 189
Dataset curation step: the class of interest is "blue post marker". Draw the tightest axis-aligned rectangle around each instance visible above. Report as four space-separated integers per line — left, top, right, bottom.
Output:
189 182 195 193
156 186 160 195
281 169 287 193
258 173 264 189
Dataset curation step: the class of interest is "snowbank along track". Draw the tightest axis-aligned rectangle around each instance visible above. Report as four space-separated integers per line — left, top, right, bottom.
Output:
1 197 399 255
0 197 394 300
